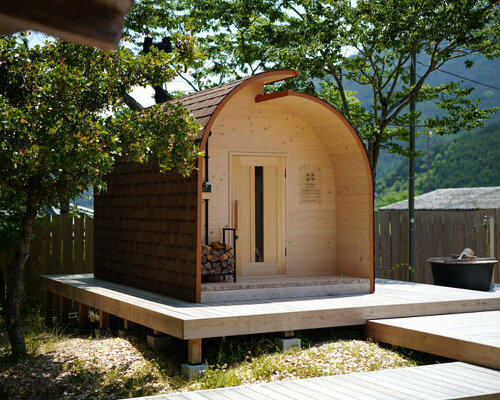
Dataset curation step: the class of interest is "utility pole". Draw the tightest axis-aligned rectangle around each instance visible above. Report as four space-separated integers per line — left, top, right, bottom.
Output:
408 48 416 282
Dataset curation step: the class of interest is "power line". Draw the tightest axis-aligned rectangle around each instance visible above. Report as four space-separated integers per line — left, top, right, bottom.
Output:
417 61 500 91
387 123 429 128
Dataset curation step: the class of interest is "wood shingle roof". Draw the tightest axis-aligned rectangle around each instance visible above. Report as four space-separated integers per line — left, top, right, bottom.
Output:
166 70 299 141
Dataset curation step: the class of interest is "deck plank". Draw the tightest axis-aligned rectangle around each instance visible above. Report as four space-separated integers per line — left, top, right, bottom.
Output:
332 374 408 400
409 366 497 393
287 379 353 400
337 372 432 400
366 311 500 369
124 363 500 400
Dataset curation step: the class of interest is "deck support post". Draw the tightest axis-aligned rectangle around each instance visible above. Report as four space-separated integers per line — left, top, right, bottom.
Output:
147 330 172 350
124 319 135 330
59 296 70 326
188 338 202 364
119 319 135 338
95 310 110 337
44 291 53 326
276 331 301 351
78 304 90 329
181 338 207 378
99 310 110 329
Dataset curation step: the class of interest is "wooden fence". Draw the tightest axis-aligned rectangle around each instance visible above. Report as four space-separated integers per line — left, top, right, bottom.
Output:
374 209 500 284
1 210 499 305
0 215 94 302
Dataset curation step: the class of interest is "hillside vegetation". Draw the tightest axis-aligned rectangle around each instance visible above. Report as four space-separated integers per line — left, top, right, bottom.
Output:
374 55 500 180
376 121 500 208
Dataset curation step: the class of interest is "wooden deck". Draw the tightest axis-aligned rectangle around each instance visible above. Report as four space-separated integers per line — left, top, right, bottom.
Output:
367 311 500 370
42 274 500 341
126 362 500 399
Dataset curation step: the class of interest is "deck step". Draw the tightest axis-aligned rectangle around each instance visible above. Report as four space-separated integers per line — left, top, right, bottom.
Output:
201 281 371 303
367 310 500 370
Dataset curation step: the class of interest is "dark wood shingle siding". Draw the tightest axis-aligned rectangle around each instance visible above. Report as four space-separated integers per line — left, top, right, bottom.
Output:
94 160 199 302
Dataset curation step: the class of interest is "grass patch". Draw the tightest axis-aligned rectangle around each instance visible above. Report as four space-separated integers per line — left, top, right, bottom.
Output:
0 303 68 365
1 309 445 399
189 328 439 392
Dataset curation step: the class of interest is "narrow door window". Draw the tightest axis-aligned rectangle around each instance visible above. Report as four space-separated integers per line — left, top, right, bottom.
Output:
254 166 264 262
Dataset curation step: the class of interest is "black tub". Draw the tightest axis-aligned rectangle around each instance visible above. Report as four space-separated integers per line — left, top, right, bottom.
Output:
428 257 497 291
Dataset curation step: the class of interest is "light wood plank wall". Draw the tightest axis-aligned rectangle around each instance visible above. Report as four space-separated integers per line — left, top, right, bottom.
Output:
203 82 372 279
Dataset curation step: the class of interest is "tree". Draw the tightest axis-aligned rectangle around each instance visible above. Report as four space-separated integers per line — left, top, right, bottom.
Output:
269 0 499 181
123 0 281 90
145 0 499 181
0 35 202 357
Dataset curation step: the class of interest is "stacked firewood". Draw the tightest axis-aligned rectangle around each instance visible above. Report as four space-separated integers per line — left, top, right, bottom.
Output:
201 241 235 275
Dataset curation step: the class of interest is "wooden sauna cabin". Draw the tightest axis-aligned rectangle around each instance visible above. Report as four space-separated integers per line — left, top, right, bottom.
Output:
94 69 374 303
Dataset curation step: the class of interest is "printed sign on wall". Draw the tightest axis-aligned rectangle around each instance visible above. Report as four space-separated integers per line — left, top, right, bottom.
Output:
300 165 321 204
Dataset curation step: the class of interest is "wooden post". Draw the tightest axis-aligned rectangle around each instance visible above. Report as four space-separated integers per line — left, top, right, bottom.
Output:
124 319 135 330
60 296 70 325
281 330 294 338
99 310 110 329
44 291 53 326
188 339 202 365
78 303 90 329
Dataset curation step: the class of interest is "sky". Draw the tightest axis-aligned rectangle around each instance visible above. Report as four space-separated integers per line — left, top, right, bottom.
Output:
129 80 194 107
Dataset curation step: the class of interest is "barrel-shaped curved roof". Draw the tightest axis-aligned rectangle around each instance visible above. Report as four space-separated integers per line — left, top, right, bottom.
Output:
169 70 300 143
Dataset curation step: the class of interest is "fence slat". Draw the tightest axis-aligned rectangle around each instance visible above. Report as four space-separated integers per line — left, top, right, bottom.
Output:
39 221 50 275
50 216 62 274
494 209 500 284
26 224 41 300
414 212 424 283
63 215 74 273
74 218 84 273
373 212 381 277
400 210 409 281
378 211 392 278
85 216 94 273
421 212 434 284
388 211 402 280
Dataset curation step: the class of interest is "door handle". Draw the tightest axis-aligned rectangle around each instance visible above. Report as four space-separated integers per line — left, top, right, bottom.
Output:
234 199 238 230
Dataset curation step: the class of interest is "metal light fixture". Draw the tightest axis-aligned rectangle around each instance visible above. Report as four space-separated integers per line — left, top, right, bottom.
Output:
143 36 172 103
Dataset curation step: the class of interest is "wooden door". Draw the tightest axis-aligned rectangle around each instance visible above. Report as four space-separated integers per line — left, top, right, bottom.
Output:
232 155 286 275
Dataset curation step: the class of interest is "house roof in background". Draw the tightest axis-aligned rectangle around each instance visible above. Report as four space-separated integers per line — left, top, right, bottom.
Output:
380 187 500 210
44 204 94 217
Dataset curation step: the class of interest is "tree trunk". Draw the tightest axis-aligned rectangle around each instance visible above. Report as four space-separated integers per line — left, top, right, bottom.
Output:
3 181 39 358
123 93 144 111
0 269 5 311
367 139 379 184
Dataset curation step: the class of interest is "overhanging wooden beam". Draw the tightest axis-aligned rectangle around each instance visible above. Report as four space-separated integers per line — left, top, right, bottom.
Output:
255 90 293 103
0 0 133 50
